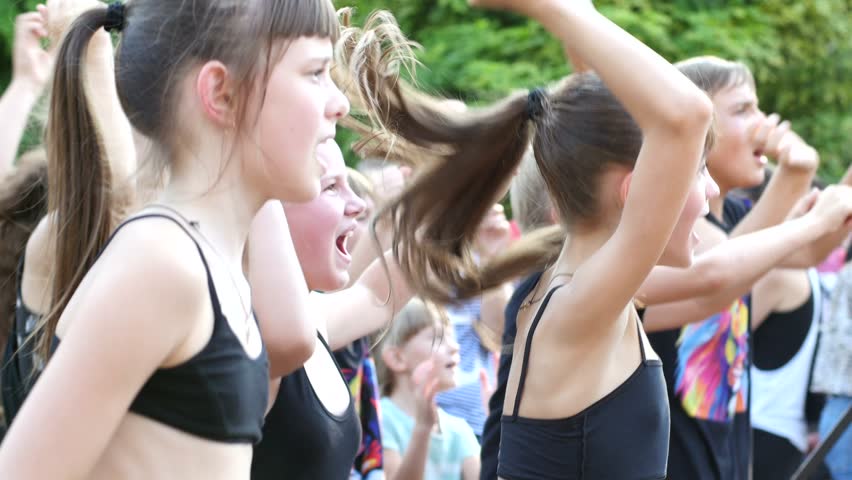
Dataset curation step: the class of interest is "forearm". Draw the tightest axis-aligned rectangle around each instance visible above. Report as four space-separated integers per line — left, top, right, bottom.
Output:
0 79 41 176
780 225 852 268
388 426 431 480
83 31 135 189
479 283 513 342
325 249 415 350
731 165 815 237
534 3 709 133
643 215 827 331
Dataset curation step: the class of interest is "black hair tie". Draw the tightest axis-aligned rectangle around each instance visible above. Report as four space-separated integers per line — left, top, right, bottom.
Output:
104 2 126 33
526 88 547 121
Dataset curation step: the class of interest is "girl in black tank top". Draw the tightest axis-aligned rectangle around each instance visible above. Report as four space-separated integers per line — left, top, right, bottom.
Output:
342 1 714 480
252 141 391 479
499 286 669 479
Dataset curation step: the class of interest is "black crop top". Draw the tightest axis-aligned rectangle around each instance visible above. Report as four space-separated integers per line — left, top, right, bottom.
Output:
57 214 270 444
498 286 670 480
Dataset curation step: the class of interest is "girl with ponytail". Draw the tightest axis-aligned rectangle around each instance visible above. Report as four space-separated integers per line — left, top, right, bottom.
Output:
0 0 349 478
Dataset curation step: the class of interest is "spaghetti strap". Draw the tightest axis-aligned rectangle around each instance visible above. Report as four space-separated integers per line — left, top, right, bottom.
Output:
510 285 565 419
98 213 224 319
634 307 648 362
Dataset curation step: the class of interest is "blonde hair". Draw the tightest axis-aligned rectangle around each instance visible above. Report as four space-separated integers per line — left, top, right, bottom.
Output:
346 167 375 204
375 298 449 396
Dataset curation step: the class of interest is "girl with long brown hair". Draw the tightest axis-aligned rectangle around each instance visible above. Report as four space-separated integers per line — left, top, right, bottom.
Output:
344 0 716 476
0 0 349 478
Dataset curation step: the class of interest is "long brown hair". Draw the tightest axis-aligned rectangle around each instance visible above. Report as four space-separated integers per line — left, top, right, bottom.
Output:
0 151 49 346
336 67 648 303
39 0 340 359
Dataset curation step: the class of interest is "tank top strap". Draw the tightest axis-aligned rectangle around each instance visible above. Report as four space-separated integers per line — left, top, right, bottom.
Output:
510 284 565 419
100 213 224 319
634 307 647 362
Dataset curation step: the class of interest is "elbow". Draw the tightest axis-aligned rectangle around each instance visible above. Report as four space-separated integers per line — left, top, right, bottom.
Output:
660 92 714 136
698 258 729 295
266 329 316 378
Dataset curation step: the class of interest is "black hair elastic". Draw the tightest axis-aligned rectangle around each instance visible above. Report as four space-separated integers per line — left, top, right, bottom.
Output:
526 88 547 121
104 2 126 33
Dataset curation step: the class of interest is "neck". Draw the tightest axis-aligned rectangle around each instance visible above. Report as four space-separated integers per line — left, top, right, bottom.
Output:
709 184 730 220
552 224 617 279
155 150 264 265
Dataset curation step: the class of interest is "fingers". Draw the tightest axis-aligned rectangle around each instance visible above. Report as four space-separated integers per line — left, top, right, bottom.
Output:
17 12 48 39
752 113 780 151
412 358 434 385
764 119 791 157
479 368 491 395
422 377 441 404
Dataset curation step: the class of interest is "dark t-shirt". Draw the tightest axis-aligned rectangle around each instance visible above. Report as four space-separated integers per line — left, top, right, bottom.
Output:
647 194 752 480
479 272 542 480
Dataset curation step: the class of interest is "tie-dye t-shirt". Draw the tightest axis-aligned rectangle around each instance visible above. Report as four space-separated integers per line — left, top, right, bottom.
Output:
647 195 752 480
334 338 384 479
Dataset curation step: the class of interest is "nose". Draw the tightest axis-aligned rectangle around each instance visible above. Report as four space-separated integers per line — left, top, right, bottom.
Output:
327 81 351 121
445 333 460 355
344 188 367 219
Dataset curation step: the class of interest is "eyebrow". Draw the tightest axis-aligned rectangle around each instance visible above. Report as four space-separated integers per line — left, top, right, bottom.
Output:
308 56 333 66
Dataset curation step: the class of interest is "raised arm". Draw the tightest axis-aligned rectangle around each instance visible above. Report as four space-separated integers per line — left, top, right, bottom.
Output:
642 185 852 332
249 201 315 378
512 0 712 319
0 12 53 177
730 127 819 237
780 162 852 268
317 250 414 351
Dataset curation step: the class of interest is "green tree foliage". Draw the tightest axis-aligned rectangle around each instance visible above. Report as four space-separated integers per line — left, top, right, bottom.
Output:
342 0 851 180
1 1 848 178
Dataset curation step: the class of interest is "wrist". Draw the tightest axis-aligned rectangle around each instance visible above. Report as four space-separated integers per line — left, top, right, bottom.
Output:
413 420 434 434
777 162 817 175
798 212 831 238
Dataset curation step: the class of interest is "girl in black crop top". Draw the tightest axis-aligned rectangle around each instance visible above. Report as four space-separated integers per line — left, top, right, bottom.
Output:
338 1 716 479
0 1 351 478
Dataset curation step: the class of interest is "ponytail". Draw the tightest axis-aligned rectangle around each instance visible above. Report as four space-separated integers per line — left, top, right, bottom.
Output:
39 6 116 359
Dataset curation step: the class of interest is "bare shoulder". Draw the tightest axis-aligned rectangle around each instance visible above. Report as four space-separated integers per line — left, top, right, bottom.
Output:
25 214 53 274
57 216 211 341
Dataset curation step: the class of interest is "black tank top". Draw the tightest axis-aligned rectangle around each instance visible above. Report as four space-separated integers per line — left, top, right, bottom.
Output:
753 288 814 371
252 332 361 480
498 286 670 480
56 214 270 443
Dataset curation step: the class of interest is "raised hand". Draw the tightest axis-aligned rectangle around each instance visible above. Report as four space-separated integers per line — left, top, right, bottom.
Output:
11 12 53 93
411 358 441 429
807 185 852 231
474 204 513 261
752 114 819 173
38 0 103 47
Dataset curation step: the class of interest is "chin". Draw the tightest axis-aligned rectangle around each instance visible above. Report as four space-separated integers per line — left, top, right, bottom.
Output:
308 270 349 293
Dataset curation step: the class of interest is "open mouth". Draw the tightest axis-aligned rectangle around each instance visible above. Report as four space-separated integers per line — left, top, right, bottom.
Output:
335 230 353 260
